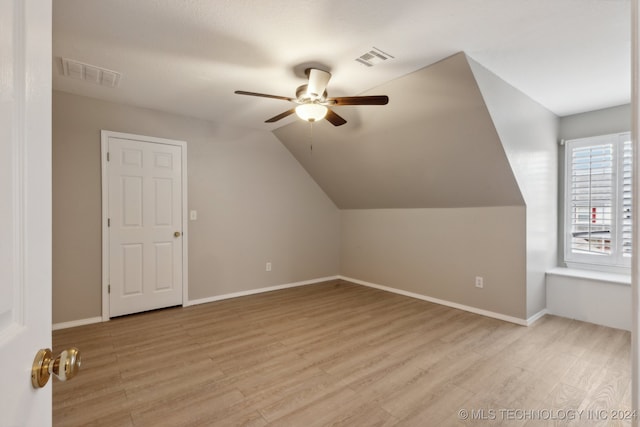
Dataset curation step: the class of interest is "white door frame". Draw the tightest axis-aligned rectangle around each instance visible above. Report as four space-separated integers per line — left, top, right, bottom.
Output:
101 130 189 321
632 1 640 423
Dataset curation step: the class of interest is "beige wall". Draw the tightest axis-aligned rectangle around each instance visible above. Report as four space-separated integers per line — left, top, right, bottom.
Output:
340 207 527 318
53 91 340 324
468 56 559 318
53 52 559 325
275 53 532 321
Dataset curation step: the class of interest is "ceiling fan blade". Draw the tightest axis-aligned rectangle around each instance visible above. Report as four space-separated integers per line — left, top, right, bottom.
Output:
325 108 347 127
265 108 296 123
234 90 295 102
306 69 331 99
327 95 389 106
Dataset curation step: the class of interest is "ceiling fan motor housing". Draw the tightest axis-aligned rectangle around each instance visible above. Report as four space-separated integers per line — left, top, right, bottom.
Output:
296 84 327 102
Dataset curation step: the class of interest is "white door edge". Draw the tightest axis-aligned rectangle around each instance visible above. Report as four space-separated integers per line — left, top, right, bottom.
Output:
101 130 188 321
0 0 52 423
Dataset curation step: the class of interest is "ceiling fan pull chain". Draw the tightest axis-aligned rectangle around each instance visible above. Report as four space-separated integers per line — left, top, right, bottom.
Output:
310 121 314 153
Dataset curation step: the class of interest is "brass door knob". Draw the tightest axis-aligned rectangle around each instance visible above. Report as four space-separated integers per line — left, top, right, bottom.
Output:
31 347 81 388
174 231 181 237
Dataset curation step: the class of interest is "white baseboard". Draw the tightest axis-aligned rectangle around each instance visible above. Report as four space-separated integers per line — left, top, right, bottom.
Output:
53 276 546 330
52 316 103 331
339 275 532 326
526 308 549 326
185 276 341 307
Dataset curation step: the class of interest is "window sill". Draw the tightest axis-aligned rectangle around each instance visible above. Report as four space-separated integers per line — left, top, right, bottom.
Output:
546 267 630 286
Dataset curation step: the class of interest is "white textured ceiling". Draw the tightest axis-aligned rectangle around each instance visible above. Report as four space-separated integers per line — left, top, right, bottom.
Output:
53 0 630 130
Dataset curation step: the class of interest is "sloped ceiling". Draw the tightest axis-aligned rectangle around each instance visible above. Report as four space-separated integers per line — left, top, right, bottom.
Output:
273 53 524 209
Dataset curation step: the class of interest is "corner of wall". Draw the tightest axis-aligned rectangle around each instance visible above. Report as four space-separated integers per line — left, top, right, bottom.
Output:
466 55 559 318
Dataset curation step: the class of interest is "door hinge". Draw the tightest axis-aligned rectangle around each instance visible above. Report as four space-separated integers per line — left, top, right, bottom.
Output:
108 218 110 227
106 152 110 161
108 284 111 294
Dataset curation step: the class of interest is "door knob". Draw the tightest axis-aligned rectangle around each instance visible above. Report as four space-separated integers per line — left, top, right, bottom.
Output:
31 347 81 388
174 231 181 237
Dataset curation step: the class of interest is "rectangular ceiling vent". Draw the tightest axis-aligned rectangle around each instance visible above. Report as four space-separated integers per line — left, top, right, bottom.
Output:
61 58 122 88
355 47 395 67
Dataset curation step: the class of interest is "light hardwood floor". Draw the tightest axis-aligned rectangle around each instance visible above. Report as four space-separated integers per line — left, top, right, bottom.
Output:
53 279 632 426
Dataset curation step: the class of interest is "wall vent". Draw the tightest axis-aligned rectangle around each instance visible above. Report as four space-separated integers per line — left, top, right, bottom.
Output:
355 47 395 67
61 58 122 88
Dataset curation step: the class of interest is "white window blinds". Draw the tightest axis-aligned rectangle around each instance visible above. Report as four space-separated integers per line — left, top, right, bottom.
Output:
565 132 631 268
622 138 633 258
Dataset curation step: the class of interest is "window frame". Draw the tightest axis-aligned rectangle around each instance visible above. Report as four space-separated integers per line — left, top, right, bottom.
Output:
563 132 631 271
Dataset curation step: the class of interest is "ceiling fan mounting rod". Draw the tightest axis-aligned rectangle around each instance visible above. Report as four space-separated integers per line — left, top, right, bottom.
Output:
306 68 331 99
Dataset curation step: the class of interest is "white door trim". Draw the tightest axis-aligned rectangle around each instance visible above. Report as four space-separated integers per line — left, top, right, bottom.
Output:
101 130 188 321
632 0 639 420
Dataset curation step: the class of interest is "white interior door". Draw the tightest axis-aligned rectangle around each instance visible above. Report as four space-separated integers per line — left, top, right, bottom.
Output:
103 132 186 318
0 0 53 425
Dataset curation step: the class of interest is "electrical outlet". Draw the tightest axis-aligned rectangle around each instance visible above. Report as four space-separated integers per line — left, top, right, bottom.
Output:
266 262 272 272
475 276 484 288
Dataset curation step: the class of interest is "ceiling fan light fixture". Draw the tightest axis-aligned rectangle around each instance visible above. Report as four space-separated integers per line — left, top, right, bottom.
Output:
295 103 328 122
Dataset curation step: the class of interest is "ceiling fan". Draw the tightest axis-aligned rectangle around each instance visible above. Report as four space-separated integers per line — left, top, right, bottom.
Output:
234 68 389 126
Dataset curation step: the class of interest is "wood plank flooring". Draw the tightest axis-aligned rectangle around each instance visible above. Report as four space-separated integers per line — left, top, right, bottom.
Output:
53 279 632 426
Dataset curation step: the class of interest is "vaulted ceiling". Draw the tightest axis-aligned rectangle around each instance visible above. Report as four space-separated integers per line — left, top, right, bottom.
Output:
53 0 630 132
274 53 524 209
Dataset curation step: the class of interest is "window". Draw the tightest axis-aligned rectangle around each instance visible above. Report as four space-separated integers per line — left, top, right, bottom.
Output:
564 132 631 269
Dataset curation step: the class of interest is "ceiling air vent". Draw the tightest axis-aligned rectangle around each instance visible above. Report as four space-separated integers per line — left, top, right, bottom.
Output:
61 58 122 88
355 47 394 67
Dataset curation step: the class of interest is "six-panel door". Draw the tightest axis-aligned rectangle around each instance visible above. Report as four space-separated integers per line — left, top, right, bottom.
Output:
108 137 183 317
